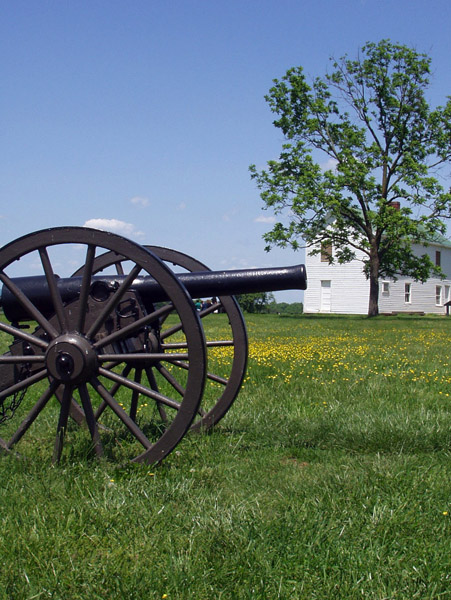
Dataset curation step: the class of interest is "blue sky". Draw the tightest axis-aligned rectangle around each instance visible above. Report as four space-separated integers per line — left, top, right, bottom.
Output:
2 0 451 302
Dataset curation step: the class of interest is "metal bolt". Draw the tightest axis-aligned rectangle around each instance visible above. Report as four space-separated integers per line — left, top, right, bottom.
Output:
55 352 74 378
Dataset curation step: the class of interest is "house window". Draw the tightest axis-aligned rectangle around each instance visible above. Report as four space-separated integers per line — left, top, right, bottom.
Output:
445 285 450 304
436 286 443 306
382 281 390 295
435 251 441 267
404 283 411 304
320 241 332 262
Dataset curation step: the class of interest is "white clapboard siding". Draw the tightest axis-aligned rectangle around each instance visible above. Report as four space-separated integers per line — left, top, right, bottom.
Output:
378 277 451 314
304 247 369 314
304 241 451 315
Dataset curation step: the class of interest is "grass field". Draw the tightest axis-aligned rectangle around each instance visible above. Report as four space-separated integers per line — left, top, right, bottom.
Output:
0 314 450 599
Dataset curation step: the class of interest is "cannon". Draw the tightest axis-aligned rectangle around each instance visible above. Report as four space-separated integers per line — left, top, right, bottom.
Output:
0 227 307 464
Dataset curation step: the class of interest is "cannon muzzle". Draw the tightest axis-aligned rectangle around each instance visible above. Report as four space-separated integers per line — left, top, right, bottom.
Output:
1 264 307 322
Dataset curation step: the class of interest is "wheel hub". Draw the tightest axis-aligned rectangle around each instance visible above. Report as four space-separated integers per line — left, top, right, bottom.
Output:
46 334 98 384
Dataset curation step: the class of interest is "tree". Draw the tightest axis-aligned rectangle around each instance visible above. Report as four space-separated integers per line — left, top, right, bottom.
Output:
237 292 275 313
250 40 451 316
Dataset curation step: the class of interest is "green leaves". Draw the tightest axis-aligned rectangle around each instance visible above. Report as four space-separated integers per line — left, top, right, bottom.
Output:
251 39 451 315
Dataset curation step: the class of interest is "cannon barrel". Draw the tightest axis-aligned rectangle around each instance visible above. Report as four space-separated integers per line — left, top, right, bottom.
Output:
1 264 307 322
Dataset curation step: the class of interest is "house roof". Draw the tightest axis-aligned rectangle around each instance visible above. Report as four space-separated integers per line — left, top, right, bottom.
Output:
418 229 451 249
323 207 451 248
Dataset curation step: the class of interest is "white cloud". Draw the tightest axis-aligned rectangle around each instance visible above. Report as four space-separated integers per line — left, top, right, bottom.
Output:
83 218 144 238
220 257 252 269
129 196 150 207
178 201 186 210
254 215 276 224
222 207 239 222
321 158 338 172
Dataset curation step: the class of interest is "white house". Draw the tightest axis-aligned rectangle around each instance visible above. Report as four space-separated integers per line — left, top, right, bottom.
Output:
304 236 451 315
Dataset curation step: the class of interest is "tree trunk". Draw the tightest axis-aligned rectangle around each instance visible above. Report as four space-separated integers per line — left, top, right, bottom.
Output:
368 247 380 317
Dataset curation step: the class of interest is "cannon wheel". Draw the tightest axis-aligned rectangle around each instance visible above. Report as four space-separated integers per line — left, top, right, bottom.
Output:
0 227 206 464
72 246 248 431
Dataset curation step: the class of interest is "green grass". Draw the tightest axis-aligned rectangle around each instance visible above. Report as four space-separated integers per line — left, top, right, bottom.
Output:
0 314 450 599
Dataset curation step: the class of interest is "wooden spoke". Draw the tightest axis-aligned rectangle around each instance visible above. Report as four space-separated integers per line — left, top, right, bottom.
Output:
0 227 206 464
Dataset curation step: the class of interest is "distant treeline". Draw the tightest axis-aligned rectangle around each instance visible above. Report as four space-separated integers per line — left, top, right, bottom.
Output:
268 301 303 316
237 292 303 315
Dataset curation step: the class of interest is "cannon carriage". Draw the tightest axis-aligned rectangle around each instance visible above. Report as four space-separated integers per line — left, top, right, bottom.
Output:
0 227 307 464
